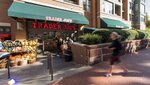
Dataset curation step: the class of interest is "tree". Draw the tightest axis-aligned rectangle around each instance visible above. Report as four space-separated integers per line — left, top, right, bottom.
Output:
146 13 150 28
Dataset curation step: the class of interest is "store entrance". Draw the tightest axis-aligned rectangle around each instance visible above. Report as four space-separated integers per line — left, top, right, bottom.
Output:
27 21 78 62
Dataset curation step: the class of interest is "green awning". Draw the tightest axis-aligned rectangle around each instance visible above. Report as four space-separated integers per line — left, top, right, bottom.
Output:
8 2 89 24
101 18 129 29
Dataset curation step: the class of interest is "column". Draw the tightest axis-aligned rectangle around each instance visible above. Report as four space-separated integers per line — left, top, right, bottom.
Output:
96 0 101 28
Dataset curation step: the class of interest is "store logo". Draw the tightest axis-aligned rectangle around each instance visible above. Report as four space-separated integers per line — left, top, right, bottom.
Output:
46 16 73 23
116 25 124 28
32 22 76 31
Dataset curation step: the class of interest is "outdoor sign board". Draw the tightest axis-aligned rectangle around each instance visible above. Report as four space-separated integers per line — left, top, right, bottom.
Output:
32 22 76 31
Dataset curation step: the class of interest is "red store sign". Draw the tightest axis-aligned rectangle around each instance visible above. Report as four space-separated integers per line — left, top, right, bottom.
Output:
32 22 77 31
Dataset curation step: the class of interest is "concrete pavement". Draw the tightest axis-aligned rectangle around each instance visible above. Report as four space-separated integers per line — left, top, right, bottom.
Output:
0 55 91 85
50 49 150 85
1 49 150 85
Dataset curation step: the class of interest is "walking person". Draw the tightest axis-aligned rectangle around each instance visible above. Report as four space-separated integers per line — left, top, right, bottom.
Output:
105 32 128 77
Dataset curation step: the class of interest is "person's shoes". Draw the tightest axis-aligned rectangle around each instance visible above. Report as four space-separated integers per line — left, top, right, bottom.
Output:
105 73 112 77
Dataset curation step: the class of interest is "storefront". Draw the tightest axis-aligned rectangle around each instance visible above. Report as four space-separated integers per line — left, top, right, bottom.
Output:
8 2 89 54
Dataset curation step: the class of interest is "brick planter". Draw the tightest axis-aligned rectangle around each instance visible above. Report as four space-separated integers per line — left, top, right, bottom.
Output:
70 39 150 65
70 42 112 65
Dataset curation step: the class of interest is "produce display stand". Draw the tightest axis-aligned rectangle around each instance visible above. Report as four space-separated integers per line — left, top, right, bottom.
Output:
0 40 38 79
0 40 37 68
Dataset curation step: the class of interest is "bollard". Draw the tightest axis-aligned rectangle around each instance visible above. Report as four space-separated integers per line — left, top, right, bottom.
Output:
47 53 54 81
7 59 10 79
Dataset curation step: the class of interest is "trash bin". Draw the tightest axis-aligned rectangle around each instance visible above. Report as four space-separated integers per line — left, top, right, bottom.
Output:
64 54 72 62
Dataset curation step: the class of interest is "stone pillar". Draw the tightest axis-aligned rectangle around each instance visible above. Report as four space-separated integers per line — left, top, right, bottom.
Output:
91 0 96 28
96 0 101 29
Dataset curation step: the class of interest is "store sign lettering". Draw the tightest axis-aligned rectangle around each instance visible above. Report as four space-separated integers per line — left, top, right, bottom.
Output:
46 16 73 23
32 22 76 30
116 25 124 28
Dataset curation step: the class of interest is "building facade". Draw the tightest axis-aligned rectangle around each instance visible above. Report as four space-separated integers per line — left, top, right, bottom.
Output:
0 0 17 40
83 0 100 28
0 0 147 41
133 0 146 30
0 0 88 40
85 0 146 29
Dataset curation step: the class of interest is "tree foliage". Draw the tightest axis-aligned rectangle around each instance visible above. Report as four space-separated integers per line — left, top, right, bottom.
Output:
146 13 150 28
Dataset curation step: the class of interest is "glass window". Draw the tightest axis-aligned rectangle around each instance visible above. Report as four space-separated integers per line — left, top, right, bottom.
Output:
102 0 113 14
5 28 11 32
63 0 78 5
129 2 133 9
135 4 138 11
0 28 4 32
141 15 145 22
118 0 121 2
141 4 145 14
129 14 132 21
0 27 11 33
83 0 90 12
142 0 145 2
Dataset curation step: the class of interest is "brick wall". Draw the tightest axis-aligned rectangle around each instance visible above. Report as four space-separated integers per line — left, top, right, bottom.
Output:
0 0 27 40
71 39 150 65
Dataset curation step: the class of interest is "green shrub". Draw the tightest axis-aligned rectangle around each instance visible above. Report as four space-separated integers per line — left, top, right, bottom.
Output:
125 30 139 40
83 28 98 34
82 28 150 44
79 34 102 45
110 29 128 41
144 32 150 39
137 31 146 39
93 29 111 43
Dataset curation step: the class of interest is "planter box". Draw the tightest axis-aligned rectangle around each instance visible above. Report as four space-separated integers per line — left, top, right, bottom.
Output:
70 39 150 65
70 42 112 65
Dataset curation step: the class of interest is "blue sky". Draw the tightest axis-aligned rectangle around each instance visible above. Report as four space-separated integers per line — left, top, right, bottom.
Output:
146 0 150 16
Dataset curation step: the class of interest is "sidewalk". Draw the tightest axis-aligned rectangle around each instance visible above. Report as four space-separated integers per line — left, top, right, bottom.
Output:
50 49 150 85
0 55 91 85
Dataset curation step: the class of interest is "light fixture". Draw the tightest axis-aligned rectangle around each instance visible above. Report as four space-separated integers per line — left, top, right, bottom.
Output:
8 79 16 85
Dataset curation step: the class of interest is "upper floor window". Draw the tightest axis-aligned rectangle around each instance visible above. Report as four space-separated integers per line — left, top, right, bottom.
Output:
83 0 90 12
129 2 133 10
63 0 78 5
102 0 114 14
129 14 132 21
135 4 139 11
141 4 145 14
141 15 145 22
118 0 121 2
142 0 145 2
